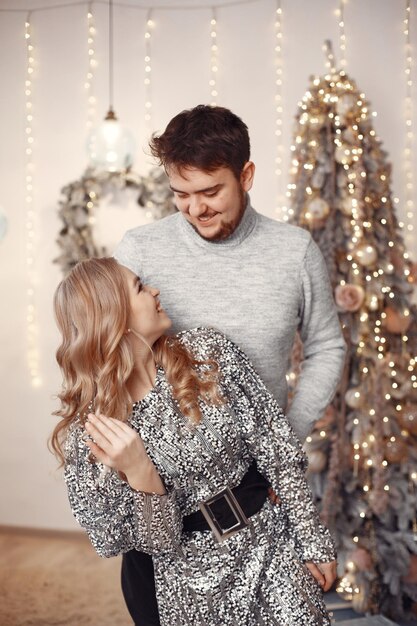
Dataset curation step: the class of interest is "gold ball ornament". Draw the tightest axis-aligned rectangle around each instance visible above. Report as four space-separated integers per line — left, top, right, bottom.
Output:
336 93 357 118
306 449 327 473
354 243 377 267
398 404 417 436
365 292 380 311
340 196 358 216
305 197 330 221
311 168 325 190
335 143 354 165
383 306 411 335
345 388 364 409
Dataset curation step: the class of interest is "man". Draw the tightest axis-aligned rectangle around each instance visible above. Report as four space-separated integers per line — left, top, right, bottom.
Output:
114 105 345 625
115 105 345 442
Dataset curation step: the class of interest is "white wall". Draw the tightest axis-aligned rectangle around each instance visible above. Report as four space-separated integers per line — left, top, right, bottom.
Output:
0 0 416 530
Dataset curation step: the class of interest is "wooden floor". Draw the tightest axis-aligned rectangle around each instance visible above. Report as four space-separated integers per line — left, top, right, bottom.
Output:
0 527 412 626
0 526 132 625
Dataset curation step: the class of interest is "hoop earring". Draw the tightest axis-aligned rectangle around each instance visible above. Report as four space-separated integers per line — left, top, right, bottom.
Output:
127 328 155 359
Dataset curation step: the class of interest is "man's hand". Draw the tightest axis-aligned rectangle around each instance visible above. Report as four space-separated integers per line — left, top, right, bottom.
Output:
305 560 337 592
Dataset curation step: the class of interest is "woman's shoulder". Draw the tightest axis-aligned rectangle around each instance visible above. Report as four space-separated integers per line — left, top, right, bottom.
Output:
175 326 243 362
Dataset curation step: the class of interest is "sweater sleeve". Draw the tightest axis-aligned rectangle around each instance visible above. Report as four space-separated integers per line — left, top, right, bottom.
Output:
217 332 336 563
64 422 183 558
288 237 346 441
113 229 143 275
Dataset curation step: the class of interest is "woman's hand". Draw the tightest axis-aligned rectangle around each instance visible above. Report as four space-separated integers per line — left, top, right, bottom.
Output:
305 560 337 592
84 413 166 494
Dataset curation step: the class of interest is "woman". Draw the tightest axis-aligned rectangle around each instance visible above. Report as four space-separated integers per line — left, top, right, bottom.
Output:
51 257 336 626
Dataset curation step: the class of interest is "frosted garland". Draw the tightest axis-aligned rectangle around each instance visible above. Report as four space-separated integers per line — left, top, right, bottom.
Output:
209 8 218 105
274 0 284 217
85 4 97 131
24 14 41 387
144 9 153 131
404 0 414 245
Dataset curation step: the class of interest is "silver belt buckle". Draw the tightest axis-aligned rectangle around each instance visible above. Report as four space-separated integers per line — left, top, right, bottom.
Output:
199 486 250 543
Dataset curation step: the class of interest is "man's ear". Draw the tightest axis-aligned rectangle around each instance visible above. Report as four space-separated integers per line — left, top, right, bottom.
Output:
240 161 255 192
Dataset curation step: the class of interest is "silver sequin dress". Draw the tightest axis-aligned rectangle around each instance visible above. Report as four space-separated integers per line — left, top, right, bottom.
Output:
64 327 336 626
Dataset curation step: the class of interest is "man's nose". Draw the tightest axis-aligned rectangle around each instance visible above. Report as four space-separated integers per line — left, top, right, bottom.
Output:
188 195 206 217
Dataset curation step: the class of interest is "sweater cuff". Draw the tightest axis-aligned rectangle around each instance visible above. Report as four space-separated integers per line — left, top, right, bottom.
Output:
132 489 182 554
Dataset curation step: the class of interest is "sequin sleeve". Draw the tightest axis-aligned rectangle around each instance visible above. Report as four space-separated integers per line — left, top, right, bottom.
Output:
213 330 336 564
63 422 183 558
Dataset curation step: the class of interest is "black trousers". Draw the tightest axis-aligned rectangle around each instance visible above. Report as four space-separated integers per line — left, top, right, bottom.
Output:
121 550 161 626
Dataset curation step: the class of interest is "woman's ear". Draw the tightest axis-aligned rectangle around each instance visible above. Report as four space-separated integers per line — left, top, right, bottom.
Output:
240 161 255 192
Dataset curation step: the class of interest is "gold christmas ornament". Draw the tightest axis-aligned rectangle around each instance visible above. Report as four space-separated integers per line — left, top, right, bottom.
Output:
340 195 357 216
365 292 380 311
383 306 411 335
335 142 354 165
354 243 378 267
336 93 357 118
345 387 364 409
305 197 330 224
306 449 327 473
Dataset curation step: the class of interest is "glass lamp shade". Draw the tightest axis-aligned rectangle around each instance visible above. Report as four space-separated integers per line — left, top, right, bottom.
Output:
86 109 136 172
0 207 8 241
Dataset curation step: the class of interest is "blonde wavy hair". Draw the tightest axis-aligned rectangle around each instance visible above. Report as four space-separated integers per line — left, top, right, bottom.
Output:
51 257 223 465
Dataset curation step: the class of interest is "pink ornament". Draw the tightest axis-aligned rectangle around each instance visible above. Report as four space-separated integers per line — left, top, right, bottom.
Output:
349 547 373 572
335 284 365 312
383 306 411 335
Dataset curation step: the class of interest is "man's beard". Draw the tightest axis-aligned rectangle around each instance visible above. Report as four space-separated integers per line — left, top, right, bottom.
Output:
192 190 247 242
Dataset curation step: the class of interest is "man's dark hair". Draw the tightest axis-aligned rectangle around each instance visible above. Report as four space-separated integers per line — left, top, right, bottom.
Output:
149 105 250 180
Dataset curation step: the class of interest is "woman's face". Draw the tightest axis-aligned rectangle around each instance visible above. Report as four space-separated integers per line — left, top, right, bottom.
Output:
121 266 172 344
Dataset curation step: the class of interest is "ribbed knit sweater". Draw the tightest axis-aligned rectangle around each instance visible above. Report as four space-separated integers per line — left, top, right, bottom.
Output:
114 198 346 442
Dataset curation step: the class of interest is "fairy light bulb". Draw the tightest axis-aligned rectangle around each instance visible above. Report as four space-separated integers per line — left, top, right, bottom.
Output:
209 8 218 105
85 4 97 131
337 0 347 69
144 10 153 129
24 14 41 387
274 0 284 218
404 0 414 243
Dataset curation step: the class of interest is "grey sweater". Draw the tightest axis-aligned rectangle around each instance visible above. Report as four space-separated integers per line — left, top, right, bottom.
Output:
114 199 346 442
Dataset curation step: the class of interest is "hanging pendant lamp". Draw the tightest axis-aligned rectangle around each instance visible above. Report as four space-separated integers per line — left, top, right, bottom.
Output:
86 0 135 172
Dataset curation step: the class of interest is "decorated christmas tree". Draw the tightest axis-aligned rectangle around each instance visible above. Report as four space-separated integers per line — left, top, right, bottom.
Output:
286 45 417 620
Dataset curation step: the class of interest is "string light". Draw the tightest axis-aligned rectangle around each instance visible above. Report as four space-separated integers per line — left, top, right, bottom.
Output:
24 13 41 388
336 0 347 69
209 8 218 105
144 9 154 130
274 0 284 216
85 3 97 131
404 0 414 244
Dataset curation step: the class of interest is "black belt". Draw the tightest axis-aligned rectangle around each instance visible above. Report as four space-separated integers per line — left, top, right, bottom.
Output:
183 461 270 542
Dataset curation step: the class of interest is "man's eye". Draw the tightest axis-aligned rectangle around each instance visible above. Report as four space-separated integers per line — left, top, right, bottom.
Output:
176 193 188 200
205 191 218 197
